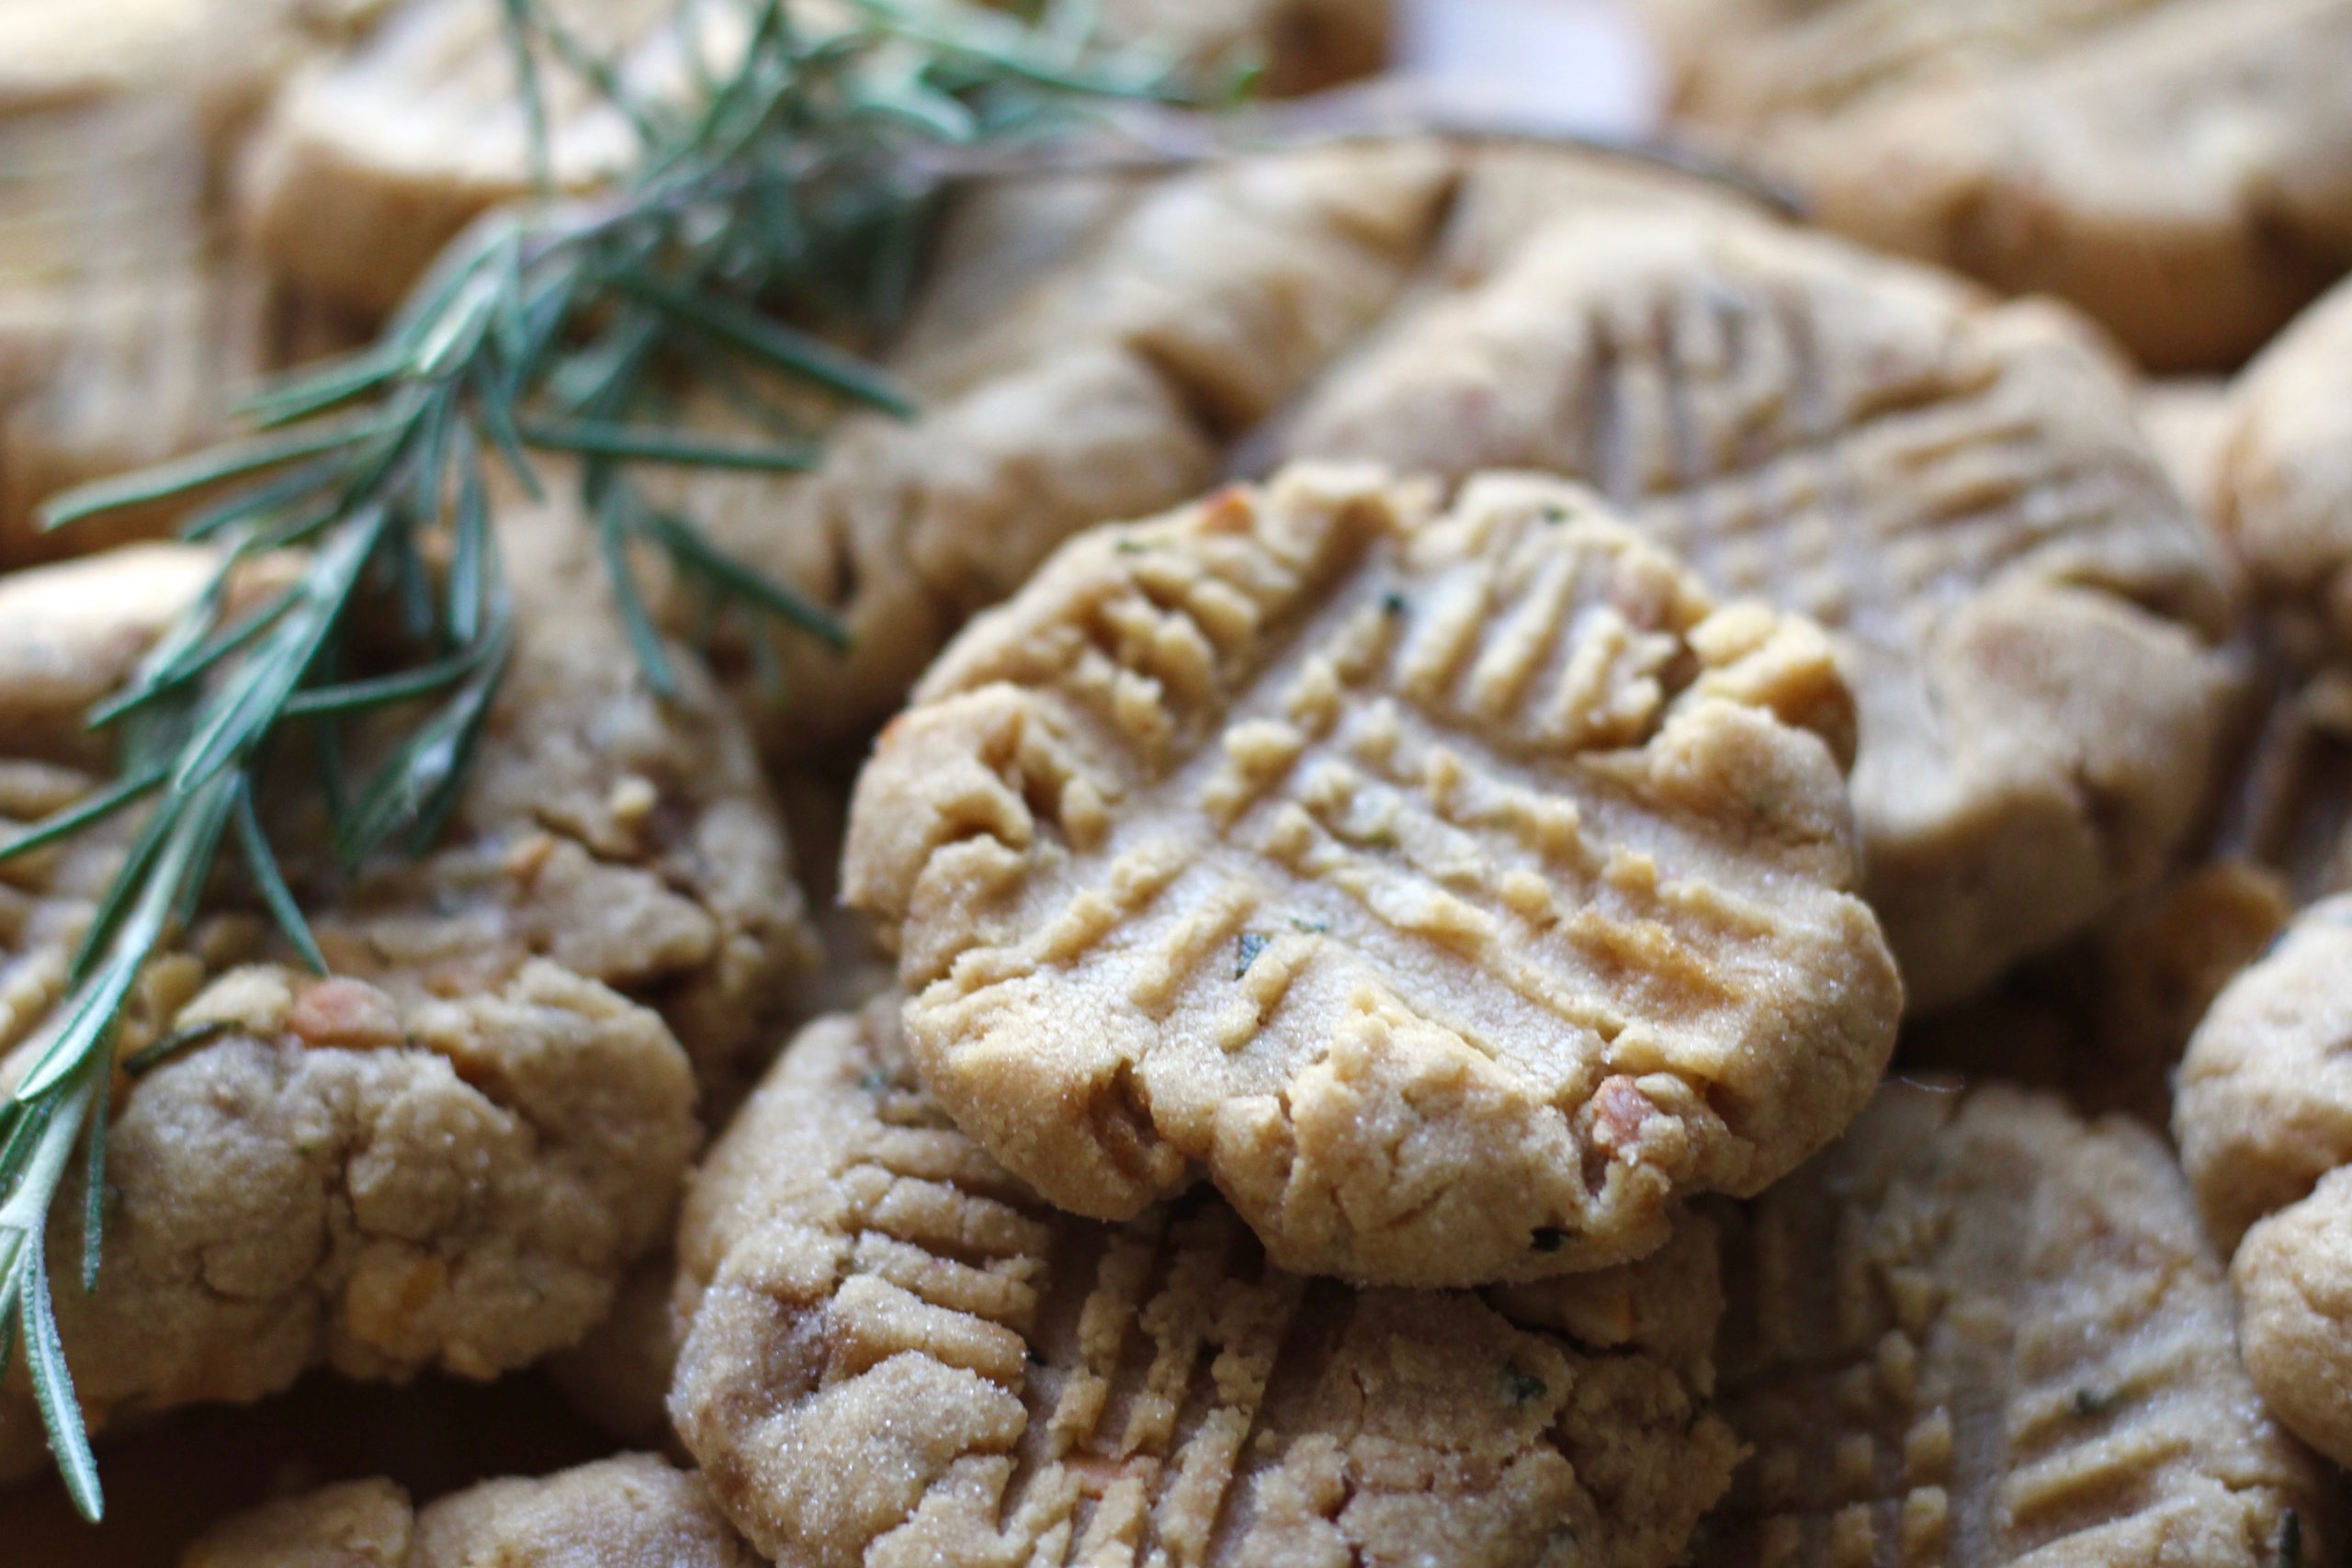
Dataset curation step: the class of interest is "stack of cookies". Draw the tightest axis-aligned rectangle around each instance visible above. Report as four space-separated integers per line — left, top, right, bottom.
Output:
15 2 2352 1565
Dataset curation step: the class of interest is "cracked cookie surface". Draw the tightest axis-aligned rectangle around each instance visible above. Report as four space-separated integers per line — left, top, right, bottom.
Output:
0 962 696 1481
844 465 1898 1285
670 997 1741 1568
1285 209 2235 1010
311 494 817 1100
1642 0 2352 371
182 1452 755 1567
1702 1080 2330 1567
0 531 806 1475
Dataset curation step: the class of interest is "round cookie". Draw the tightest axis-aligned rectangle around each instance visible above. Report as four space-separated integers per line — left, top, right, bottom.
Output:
2216 275 2352 670
1283 207 2236 1010
844 465 1899 1284
670 997 1742 1568
2175 898 2352 1466
181 1454 755 1568
1702 1079 2331 1566
0 529 808 1477
1642 0 2352 371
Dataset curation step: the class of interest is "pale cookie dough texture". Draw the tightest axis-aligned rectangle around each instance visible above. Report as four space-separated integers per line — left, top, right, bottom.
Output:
2138 380 2235 524
2215 275 2352 669
2176 898 2352 1468
670 998 1742 1568
181 1453 756 1568
1643 0 2352 371
1702 1080 2331 1567
238 0 1394 318
844 466 1899 1285
1285 208 2237 1010
0 534 808 1476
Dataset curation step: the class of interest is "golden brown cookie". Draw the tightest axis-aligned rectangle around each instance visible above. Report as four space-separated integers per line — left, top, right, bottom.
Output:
2176 898 2352 1465
1284 208 2237 1010
0 962 697 1483
181 1454 756 1568
670 998 1742 1568
1645 0 2352 371
237 0 677 320
1702 1080 2331 1566
2173 902 2352 1259
843 466 1898 1284
239 0 1396 318
0 528 808 1477
2216 275 2352 670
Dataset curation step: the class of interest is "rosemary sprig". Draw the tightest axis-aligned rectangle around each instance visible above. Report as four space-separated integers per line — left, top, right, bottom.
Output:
3 0 1193 1518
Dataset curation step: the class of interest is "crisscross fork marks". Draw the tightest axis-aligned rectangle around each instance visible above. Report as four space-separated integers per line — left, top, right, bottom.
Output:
676 1003 1747 1568
851 467 1893 1285
1707 1085 2324 1568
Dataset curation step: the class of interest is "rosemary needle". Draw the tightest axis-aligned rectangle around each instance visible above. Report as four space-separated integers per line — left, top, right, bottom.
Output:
4 0 1202 1519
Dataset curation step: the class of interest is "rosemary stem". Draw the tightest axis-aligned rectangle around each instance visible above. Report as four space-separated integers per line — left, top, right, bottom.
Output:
0 1081 85 1240
16 772 240 1106
1 0 1203 1512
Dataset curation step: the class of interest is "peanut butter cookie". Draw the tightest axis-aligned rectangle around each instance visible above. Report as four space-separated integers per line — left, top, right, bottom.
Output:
1644 0 2352 371
2216 275 2352 671
844 466 1898 1284
183 1453 755 1568
1285 209 2236 1009
2176 898 2352 1466
670 997 1741 1568
452 143 1741 758
1703 1080 2330 1565
0 530 808 1478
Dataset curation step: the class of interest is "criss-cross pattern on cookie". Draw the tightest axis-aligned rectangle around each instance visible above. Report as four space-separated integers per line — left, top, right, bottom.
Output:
671 1002 1739 1568
846 467 1898 1286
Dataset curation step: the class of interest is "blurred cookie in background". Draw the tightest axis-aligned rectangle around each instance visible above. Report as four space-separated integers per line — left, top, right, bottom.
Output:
1284 204 2238 1008
1642 0 2352 372
671 997 1742 1568
1702 1077 2332 1566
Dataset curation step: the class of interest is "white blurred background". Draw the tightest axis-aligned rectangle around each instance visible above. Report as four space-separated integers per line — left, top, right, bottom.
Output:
1400 0 1661 134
